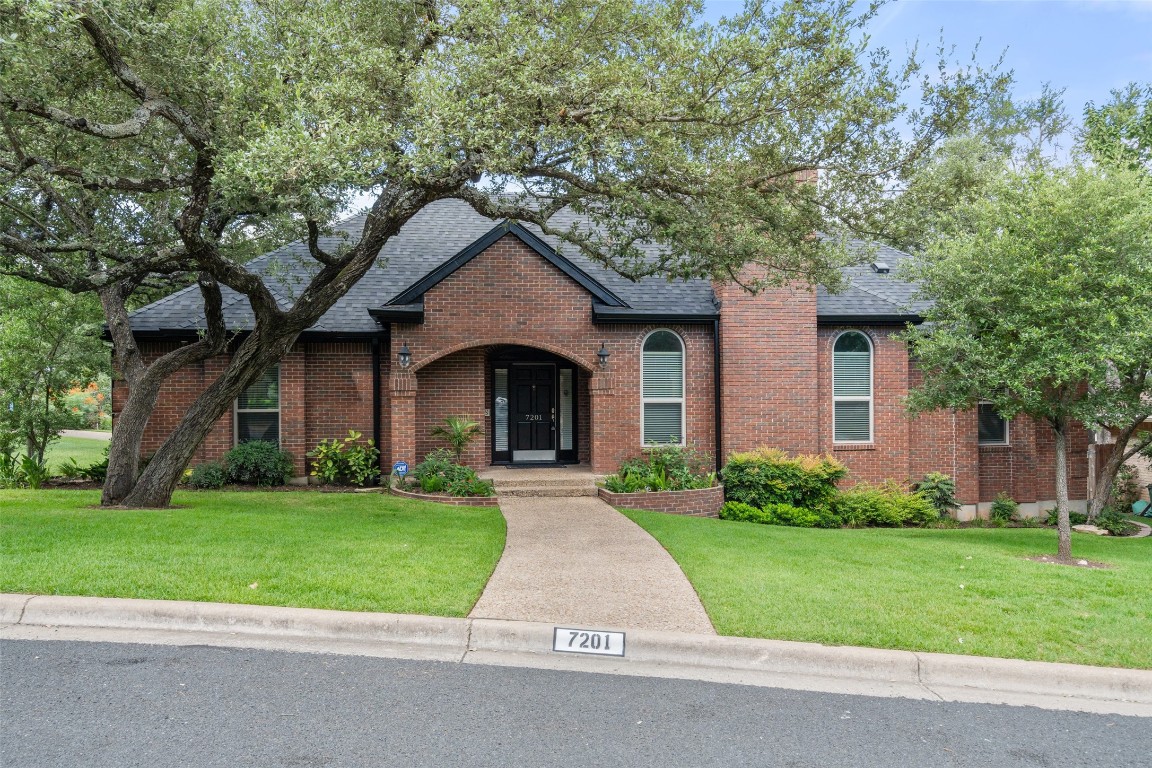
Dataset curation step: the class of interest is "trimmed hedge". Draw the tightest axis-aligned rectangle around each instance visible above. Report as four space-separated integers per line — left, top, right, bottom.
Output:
833 482 937 528
722 448 846 511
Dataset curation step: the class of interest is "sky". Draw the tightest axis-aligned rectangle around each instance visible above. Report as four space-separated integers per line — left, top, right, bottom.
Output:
705 0 1152 128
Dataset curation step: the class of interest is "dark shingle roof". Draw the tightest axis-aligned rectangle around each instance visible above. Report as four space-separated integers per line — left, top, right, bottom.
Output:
816 241 928 323
129 200 924 333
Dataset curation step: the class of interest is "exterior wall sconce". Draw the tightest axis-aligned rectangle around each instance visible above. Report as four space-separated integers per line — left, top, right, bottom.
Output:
397 343 412 369
597 341 610 368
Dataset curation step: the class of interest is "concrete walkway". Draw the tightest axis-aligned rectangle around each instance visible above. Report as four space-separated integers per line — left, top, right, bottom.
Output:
469 496 715 634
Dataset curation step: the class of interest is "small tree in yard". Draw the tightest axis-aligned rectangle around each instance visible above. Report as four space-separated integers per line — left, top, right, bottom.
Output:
0 276 105 464
1 0 997 507
905 161 1152 560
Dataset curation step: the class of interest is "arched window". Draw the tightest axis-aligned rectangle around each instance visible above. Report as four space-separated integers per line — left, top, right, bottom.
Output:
833 332 872 443
642 330 685 445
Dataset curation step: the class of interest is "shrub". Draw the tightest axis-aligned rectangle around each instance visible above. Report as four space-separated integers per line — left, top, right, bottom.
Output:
224 441 294 486
1097 506 1138 536
410 449 494 497
989 492 1018 523
722 448 846 512
307 431 381 486
80 453 109 483
914 472 959 518
834 482 937 528
0 450 28 489
604 444 715 493
187 461 226 489
719 501 766 523
718 500 837 528
1044 508 1088 526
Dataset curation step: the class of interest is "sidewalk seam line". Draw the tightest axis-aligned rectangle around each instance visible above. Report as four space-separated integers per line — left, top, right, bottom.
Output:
15 595 34 625
912 652 945 701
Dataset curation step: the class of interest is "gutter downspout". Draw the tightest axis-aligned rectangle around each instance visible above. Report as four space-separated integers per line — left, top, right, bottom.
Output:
714 318 723 473
371 333 383 485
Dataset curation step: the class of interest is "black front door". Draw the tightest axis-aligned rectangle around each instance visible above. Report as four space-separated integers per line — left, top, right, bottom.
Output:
511 364 556 461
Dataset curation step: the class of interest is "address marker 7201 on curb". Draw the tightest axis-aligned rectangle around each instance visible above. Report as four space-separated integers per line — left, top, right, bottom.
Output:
553 627 626 657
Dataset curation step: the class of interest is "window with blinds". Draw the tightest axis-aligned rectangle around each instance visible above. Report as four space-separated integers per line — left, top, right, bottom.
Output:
235 364 280 445
833 332 872 443
642 330 684 445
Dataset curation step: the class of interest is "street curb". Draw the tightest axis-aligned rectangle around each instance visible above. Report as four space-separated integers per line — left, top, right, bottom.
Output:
3 593 1151 716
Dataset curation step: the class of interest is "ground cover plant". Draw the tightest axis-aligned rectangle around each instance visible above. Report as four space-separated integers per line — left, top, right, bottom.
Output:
0 490 505 617
624 510 1152 669
602 444 716 493
406 449 495 497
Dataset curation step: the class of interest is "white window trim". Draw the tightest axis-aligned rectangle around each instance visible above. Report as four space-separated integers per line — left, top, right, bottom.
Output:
977 401 1010 446
233 364 282 446
832 330 874 444
640 329 686 447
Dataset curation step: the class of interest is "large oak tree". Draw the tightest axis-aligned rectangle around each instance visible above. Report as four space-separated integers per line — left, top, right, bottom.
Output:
1 0 994 507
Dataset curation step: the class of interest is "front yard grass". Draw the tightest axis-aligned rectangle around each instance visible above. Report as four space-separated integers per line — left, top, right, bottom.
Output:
624 510 1152 669
43 436 109 473
1 490 505 617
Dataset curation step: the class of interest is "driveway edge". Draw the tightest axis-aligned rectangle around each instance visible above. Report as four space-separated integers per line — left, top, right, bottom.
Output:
3 593 1150 717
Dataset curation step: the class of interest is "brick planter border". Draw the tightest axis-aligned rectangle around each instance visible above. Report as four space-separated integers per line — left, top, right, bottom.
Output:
389 483 500 507
597 484 724 517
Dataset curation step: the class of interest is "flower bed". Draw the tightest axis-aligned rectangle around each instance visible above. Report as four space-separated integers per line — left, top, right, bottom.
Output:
598 484 724 517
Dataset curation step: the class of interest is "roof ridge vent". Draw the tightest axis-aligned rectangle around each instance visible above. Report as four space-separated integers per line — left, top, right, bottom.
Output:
870 261 890 274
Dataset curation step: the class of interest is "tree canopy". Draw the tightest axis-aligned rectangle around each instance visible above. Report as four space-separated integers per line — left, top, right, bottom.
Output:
904 161 1152 558
0 0 996 506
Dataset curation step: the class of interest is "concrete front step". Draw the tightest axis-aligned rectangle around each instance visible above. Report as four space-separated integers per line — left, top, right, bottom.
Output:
496 486 599 498
489 477 599 489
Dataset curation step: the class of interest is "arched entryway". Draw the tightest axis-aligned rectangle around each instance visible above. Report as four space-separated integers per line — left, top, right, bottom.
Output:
391 342 594 469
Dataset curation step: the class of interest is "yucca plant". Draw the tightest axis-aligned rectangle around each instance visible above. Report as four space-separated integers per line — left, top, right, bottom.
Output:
430 416 484 461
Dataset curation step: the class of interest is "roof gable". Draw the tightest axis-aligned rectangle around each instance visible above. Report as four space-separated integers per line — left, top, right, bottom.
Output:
386 220 629 308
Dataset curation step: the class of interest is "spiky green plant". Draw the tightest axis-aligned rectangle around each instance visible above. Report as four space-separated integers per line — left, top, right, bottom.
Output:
430 417 484 461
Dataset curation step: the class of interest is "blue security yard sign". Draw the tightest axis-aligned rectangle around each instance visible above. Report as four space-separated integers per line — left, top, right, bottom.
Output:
393 461 409 478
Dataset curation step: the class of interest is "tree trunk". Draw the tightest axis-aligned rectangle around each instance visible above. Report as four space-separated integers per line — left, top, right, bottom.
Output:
1088 419 1151 521
1053 419 1072 560
99 275 228 506
119 330 298 508
102 376 163 505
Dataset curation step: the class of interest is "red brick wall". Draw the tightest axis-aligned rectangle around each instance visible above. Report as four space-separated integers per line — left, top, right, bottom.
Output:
598 484 724 517
113 340 376 477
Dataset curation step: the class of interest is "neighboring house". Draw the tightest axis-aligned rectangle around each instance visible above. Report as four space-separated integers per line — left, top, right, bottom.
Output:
117 199 1092 517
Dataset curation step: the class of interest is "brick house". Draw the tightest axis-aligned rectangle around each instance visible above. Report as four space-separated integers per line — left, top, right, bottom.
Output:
118 199 1091 518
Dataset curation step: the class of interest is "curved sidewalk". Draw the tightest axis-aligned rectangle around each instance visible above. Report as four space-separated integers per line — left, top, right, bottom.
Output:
469 496 715 634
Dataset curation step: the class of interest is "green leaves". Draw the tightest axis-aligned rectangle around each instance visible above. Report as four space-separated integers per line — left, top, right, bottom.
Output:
904 161 1152 432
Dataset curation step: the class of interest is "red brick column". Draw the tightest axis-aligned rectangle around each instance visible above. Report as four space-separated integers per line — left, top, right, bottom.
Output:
389 370 418 470
280 345 307 477
589 370 616 473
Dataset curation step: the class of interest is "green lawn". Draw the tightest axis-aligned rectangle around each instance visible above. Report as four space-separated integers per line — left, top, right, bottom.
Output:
624 510 1152 669
44 436 109 473
1 490 505 617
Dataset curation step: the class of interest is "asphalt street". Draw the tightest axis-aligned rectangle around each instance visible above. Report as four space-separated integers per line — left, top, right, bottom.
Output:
2 639 1148 768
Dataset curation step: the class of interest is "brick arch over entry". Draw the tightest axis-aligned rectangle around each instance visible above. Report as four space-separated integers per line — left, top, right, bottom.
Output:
409 338 597 374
